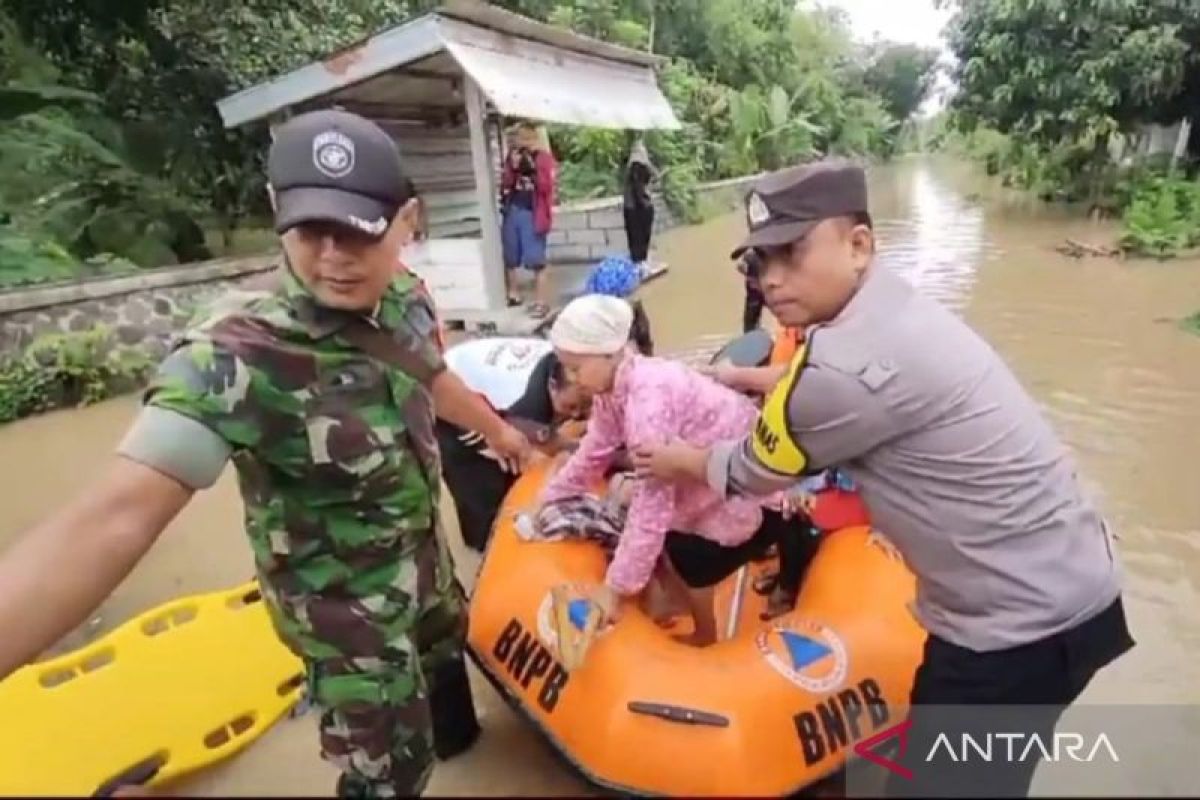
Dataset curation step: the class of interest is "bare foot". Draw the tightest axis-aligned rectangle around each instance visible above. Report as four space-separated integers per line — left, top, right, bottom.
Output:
643 594 686 627
759 586 798 621
672 630 717 647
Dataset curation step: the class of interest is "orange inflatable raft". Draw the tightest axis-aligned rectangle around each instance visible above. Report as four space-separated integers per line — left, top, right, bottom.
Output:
466 460 927 797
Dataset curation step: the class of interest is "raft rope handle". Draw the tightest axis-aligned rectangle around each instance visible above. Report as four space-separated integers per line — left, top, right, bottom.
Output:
627 701 730 728
724 564 750 641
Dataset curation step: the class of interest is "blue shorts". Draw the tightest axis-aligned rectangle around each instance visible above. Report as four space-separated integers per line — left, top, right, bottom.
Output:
502 205 547 271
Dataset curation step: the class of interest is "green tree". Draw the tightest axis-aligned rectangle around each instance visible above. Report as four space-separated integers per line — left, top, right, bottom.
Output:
1 0 919 279
861 43 940 123
3 0 424 251
939 0 1200 198
0 13 200 272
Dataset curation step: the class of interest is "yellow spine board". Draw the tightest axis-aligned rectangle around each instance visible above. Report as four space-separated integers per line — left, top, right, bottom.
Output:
0 582 304 794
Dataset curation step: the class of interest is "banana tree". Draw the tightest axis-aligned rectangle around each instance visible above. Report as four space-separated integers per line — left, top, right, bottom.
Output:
833 95 900 157
759 84 823 169
725 83 823 173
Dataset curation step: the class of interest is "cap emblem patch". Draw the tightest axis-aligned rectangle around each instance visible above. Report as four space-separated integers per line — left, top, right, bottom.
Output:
747 192 771 228
349 215 387 236
313 130 355 178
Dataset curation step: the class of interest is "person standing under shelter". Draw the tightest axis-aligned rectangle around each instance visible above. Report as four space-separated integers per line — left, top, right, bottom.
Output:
500 121 557 319
622 138 658 277
0 109 535 799
633 159 1135 798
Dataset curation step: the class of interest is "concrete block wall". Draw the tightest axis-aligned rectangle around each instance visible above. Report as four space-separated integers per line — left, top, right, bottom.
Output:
546 174 756 264
0 174 762 361
546 198 629 263
0 256 278 360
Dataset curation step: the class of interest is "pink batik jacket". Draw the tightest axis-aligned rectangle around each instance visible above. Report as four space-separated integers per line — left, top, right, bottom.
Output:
540 354 784 595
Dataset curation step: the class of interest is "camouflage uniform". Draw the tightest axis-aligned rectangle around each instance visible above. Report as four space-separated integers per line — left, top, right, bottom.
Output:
142 266 473 797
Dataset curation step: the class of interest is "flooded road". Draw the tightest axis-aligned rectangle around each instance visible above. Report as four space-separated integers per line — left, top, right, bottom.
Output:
2 156 1199 794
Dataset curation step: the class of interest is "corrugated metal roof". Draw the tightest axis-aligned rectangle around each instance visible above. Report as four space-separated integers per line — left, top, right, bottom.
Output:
215 0 678 131
436 0 662 68
216 15 443 130
440 18 679 130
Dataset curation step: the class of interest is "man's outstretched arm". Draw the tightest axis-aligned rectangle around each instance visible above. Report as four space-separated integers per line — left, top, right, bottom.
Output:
432 370 533 469
0 456 194 679
633 361 898 498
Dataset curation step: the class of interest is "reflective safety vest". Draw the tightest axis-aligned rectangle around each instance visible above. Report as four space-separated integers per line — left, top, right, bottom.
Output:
753 329 811 476
768 326 802 367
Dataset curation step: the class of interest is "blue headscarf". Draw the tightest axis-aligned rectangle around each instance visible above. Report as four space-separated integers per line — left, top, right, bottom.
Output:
583 255 641 299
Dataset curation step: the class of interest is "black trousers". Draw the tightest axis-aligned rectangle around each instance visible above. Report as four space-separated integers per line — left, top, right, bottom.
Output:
664 509 819 590
624 205 654 262
743 279 765 333
886 596 1135 798
435 419 516 553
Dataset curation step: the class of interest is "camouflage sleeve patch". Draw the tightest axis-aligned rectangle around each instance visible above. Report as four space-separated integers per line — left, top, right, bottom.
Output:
397 293 447 386
411 276 447 353
142 341 263 450
369 279 448 387
406 326 446 386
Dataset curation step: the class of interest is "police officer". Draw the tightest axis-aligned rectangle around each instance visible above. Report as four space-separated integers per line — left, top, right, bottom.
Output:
737 248 766 333
633 160 1136 798
0 109 535 798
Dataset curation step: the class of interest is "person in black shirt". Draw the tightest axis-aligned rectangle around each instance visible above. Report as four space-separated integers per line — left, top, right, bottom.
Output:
622 139 658 274
737 248 766 333
438 349 586 553
439 290 655 555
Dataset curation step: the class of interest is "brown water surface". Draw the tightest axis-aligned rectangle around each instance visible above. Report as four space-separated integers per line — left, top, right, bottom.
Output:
2 157 1197 794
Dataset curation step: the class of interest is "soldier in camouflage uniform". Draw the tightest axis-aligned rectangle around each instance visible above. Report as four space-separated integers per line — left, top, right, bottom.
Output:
0 110 535 798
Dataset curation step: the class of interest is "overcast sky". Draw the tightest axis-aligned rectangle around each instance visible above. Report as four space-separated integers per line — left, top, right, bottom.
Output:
815 0 957 116
819 0 953 50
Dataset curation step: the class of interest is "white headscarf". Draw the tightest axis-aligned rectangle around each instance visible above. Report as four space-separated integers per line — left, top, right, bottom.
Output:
550 295 634 355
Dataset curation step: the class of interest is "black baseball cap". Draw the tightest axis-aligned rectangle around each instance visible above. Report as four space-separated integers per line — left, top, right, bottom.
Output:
730 159 869 259
267 109 413 239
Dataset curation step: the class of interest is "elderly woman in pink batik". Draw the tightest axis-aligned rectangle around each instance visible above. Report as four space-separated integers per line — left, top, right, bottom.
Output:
536 295 819 646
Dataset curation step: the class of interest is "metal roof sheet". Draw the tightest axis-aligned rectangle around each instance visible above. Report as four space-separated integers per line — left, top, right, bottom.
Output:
440 18 679 130
215 0 678 131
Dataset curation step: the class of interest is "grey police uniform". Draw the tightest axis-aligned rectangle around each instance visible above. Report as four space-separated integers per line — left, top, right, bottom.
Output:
712 160 1134 798
710 262 1123 652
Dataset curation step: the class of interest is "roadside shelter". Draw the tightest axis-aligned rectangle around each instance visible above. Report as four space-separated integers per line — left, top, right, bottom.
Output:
215 0 680 326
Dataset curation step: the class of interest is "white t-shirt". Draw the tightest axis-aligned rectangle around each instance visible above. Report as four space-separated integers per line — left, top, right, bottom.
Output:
444 337 553 410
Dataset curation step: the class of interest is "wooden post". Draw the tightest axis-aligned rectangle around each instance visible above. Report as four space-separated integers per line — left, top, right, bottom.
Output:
1171 117 1193 173
463 77 506 312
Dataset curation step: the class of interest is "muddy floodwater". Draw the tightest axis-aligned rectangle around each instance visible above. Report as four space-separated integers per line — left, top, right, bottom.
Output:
2 157 1198 795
